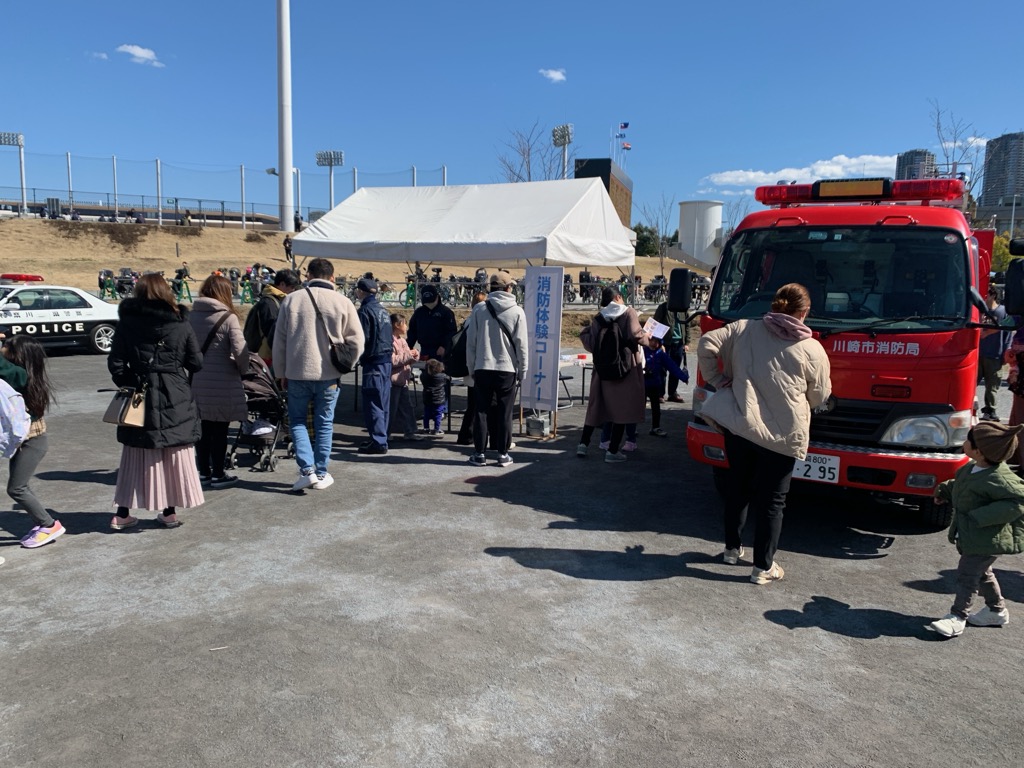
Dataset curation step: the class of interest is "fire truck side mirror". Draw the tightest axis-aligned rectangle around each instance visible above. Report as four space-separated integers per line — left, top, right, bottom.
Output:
1003 258 1024 316
667 268 692 313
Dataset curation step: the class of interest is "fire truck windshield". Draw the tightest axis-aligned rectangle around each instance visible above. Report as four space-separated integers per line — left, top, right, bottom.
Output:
708 226 969 331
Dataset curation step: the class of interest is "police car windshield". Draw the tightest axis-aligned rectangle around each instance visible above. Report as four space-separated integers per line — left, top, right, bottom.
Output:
707 226 970 331
0 286 14 301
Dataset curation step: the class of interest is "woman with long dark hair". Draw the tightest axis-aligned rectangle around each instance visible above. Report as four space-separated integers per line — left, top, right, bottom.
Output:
189 274 248 487
3 336 64 548
697 283 832 584
108 273 204 529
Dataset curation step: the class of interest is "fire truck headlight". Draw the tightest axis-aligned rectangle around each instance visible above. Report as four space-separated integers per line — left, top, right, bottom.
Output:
881 410 971 449
692 387 709 417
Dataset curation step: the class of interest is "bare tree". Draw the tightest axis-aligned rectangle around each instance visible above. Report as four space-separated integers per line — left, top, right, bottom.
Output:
497 121 577 183
723 196 754 235
639 193 677 277
930 99 985 201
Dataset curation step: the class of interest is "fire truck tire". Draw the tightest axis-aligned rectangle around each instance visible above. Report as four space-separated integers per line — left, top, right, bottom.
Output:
919 498 953 529
712 467 729 498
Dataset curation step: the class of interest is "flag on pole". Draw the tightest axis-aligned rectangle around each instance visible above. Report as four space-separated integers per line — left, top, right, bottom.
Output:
622 142 632 151
619 122 629 130
615 132 626 138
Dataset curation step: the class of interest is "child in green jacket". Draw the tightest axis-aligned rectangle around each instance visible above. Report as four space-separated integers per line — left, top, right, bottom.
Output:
927 421 1024 638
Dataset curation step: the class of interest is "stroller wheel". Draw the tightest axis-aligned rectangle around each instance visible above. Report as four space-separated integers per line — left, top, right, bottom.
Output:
225 454 238 470
269 456 279 472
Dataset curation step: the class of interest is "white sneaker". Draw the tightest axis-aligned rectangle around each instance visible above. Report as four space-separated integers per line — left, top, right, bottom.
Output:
292 470 316 492
967 606 1009 627
576 443 588 458
311 472 334 490
751 562 784 584
605 451 627 463
722 547 745 565
927 613 967 637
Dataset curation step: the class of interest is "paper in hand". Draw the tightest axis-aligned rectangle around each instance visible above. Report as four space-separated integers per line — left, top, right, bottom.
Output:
643 317 670 340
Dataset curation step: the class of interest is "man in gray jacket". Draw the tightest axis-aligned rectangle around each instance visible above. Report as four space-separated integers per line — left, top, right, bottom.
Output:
273 258 364 492
464 270 528 467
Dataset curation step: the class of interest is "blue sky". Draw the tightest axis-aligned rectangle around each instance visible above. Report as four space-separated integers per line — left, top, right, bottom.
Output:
1 0 1021 225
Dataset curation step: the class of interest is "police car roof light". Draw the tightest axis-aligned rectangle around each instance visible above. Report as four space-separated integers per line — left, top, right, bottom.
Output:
0 274 45 283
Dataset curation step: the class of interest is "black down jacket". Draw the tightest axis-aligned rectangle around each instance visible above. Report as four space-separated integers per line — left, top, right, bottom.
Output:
107 298 203 449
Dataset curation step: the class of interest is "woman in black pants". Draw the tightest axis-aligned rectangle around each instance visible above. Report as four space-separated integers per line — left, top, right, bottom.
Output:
189 275 249 488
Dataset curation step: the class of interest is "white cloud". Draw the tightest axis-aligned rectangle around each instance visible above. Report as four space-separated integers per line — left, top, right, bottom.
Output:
116 44 165 68
538 68 566 83
90 52 108 60
703 153 898 188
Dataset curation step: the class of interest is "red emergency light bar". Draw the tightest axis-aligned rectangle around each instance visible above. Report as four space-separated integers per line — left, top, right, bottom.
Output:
754 178 965 206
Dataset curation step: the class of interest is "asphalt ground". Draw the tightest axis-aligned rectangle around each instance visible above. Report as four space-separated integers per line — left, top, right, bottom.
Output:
1 352 1023 767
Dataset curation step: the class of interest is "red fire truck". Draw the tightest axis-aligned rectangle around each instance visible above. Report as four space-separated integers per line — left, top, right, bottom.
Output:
682 177 1004 527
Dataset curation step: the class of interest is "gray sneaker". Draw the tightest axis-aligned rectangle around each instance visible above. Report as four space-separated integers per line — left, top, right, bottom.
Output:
967 606 1009 627
604 451 627 463
722 547 745 565
576 443 588 458
927 613 967 637
750 562 784 584
468 453 486 467
497 453 513 467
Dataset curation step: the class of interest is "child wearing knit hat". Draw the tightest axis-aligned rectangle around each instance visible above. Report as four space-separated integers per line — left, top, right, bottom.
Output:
927 421 1024 638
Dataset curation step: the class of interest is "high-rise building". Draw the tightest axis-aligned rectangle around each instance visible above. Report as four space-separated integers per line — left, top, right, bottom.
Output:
980 132 1024 208
895 149 937 180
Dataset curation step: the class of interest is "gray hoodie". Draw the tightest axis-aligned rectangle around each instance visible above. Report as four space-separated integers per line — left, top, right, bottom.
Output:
465 290 529 380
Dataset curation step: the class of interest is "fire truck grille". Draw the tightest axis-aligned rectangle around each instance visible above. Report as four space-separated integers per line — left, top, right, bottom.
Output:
809 400 953 445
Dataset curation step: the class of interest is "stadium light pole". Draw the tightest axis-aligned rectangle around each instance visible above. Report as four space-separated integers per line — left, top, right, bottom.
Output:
315 150 344 210
0 132 27 216
552 123 574 180
276 0 295 232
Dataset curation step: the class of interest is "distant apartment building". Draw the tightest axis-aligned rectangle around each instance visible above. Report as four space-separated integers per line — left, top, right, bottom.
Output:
977 132 1024 234
895 149 937 180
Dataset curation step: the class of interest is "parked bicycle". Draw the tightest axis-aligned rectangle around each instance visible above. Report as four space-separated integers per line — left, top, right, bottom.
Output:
562 274 577 304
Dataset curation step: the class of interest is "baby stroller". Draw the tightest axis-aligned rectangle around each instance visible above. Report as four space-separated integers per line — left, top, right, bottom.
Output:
226 353 291 472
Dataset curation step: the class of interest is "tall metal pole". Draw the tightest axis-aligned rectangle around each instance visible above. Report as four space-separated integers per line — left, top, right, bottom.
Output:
295 167 301 221
112 155 119 220
412 165 417 187
561 145 568 180
329 164 334 209
156 158 163 226
66 151 73 213
18 140 26 217
442 165 447 186
353 168 358 193
277 0 295 232
240 165 246 230
1012 194 1019 239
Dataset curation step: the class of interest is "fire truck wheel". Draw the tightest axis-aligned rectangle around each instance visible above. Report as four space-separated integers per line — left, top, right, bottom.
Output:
712 467 729 498
919 498 953 529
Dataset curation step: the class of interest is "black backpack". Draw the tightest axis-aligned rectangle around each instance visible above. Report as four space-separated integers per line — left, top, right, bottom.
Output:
592 314 633 381
443 326 470 378
243 295 280 352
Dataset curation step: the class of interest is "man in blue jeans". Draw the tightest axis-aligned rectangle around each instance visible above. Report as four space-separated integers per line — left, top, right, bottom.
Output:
272 258 364 491
354 277 393 455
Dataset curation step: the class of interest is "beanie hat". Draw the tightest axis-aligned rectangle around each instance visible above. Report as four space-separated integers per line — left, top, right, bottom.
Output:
972 421 1024 464
356 277 378 294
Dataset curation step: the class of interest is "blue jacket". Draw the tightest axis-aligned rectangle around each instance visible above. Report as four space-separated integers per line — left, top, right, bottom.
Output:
643 347 688 391
357 295 393 363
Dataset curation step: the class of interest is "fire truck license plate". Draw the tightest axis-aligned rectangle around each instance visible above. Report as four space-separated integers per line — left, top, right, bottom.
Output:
793 454 840 484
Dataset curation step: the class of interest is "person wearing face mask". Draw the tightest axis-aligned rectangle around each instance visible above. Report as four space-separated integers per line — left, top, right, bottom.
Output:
407 284 458 362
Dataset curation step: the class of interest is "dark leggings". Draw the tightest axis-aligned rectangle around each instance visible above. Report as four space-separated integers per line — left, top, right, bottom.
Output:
647 391 662 429
196 420 231 478
581 423 626 454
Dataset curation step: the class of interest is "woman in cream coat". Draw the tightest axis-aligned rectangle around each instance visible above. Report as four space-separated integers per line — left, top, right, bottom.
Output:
697 283 831 584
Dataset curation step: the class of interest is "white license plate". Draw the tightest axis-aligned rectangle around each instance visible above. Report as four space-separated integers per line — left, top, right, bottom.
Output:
793 453 840 484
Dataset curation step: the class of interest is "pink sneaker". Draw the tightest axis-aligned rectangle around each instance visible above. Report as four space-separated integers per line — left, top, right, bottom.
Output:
622 440 637 452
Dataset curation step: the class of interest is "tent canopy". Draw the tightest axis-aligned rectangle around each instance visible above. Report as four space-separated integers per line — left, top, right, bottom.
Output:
292 177 635 267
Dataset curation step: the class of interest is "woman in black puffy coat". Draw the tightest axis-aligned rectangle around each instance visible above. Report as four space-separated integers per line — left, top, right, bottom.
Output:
107 273 204 530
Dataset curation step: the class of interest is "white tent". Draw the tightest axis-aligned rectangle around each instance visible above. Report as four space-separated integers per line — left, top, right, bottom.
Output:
292 177 635 267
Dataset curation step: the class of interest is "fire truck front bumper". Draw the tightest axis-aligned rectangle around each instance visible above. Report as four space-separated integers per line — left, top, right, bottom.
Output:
686 421 968 498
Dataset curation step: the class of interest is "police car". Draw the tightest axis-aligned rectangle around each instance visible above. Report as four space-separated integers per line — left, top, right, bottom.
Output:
0 275 119 354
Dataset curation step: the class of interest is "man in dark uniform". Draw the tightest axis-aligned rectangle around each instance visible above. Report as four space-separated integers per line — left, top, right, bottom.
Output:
407 284 457 361
355 277 393 455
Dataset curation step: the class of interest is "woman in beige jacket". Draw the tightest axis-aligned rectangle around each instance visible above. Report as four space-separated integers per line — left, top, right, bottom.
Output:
697 283 831 584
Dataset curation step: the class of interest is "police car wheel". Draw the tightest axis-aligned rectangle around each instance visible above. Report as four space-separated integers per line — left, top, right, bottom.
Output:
89 323 115 354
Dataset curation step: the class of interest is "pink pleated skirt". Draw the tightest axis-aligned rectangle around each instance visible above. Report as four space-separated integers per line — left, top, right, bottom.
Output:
113 445 206 511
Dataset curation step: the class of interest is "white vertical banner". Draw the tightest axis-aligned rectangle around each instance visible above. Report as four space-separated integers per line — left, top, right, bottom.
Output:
522 266 564 411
